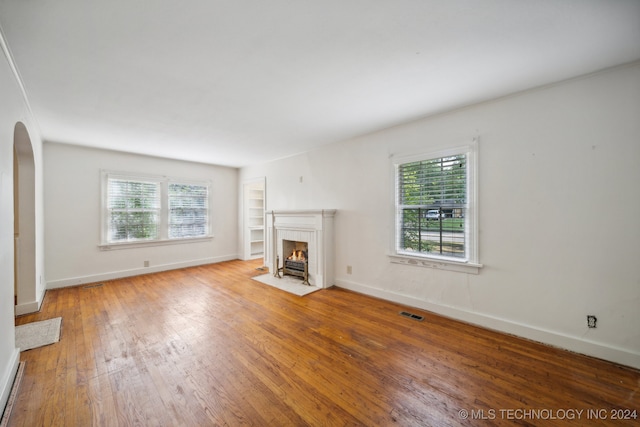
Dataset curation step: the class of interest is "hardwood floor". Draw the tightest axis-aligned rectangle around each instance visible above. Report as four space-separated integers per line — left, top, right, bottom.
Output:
9 260 640 426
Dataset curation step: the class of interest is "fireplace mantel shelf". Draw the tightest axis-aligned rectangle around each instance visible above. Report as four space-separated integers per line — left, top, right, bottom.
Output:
268 209 336 217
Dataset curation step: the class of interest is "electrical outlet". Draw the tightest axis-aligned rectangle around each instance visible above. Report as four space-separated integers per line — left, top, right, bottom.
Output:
144 260 150 267
346 265 352 274
587 315 597 328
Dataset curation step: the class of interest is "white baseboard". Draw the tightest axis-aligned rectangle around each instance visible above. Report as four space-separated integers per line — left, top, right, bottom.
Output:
14 284 46 316
46 255 238 289
0 348 20 419
335 278 640 370
14 301 39 316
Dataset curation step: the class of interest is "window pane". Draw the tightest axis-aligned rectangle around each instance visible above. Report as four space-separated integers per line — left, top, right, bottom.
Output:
168 183 208 239
397 154 467 259
399 155 466 207
107 178 160 242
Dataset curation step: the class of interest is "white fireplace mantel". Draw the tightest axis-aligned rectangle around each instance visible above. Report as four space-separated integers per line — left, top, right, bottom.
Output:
265 210 336 288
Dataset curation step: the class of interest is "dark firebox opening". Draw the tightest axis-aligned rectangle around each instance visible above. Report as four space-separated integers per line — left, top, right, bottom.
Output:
282 240 309 284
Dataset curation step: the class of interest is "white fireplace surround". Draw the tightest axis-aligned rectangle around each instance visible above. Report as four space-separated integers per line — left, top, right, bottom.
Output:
266 210 336 289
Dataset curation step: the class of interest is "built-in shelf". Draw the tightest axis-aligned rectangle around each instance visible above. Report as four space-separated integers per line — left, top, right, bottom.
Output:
243 180 265 260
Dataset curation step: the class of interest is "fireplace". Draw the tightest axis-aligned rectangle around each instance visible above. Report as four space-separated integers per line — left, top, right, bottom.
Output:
265 210 336 289
278 240 309 284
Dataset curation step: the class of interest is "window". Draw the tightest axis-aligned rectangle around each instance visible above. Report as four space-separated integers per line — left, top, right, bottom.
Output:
102 172 211 248
393 142 480 271
107 178 161 242
168 183 208 239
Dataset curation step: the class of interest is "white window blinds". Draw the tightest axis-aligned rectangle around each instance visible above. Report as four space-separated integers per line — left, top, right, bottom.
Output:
103 173 211 246
168 183 209 239
107 178 161 242
396 154 468 260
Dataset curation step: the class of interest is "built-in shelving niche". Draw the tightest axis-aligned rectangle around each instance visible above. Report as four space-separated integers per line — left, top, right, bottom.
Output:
243 178 265 260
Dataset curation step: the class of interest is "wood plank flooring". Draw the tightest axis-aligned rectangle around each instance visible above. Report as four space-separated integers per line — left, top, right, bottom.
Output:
9 260 640 426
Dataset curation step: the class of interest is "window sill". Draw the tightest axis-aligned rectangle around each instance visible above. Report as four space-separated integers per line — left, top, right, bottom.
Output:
99 235 213 251
388 253 483 274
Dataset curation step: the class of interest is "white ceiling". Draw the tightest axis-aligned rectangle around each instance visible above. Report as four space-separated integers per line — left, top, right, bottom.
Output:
1 1 639 167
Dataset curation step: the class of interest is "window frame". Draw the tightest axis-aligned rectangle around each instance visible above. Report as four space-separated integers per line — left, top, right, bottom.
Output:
100 171 213 250
389 140 482 274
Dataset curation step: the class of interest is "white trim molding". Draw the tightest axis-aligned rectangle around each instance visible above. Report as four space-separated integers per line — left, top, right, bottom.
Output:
388 253 483 274
0 348 20 418
335 278 640 370
46 255 236 289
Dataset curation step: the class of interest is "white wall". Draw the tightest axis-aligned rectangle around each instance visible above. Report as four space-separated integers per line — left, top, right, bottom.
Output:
44 143 239 288
241 62 640 369
0 42 45 412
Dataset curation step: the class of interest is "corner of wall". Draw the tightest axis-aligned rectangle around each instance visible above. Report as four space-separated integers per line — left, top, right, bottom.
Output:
0 347 20 418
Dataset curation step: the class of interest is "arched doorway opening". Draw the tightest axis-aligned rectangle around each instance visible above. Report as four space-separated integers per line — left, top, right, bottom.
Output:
13 122 37 315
